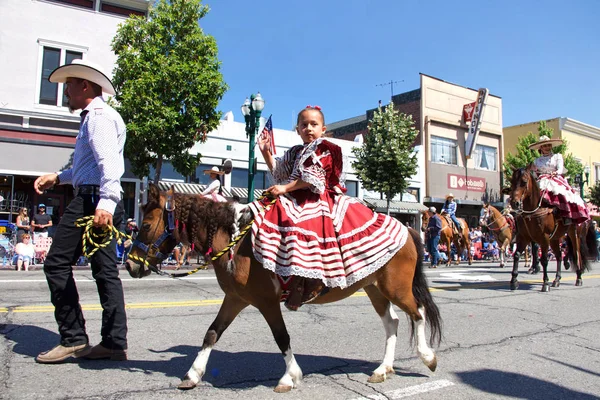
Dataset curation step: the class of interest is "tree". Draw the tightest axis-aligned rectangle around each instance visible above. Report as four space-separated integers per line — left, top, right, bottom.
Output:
352 104 419 214
112 0 227 183
589 181 600 208
503 120 583 187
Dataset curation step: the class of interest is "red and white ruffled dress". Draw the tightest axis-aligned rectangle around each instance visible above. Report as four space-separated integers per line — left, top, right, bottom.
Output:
248 138 408 289
202 179 227 203
534 153 589 224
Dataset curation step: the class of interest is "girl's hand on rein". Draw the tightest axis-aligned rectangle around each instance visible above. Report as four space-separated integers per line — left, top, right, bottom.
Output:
266 185 286 196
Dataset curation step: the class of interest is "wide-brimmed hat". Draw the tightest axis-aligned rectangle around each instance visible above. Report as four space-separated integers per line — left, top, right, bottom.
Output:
528 135 563 150
203 166 224 175
49 59 116 96
446 193 455 199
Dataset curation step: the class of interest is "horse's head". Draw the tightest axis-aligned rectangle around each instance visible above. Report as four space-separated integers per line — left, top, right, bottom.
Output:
479 204 490 227
507 165 537 212
421 211 429 232
125 184 180 278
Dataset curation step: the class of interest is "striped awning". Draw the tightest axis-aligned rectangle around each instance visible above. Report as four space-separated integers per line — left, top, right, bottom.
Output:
157 182 263 201
363 198 428 213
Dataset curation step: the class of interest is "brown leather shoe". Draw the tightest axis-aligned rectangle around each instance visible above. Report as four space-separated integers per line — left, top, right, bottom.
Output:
83 344 127 361
36 343 91 364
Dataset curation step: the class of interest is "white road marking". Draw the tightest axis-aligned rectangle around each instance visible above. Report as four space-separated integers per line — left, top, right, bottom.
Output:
350 379 454 400
0 276 217 283
438 272 496 282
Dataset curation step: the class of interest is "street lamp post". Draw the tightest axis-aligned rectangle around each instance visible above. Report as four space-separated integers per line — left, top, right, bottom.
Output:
241 93 265 202
578 164 591 198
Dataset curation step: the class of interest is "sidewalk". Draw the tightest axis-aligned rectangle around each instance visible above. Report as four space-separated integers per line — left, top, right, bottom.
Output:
0 260 211 272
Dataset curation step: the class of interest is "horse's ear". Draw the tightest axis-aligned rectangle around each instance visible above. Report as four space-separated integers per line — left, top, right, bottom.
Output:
501 187 511 195
148 183 160 202
168 185 175 197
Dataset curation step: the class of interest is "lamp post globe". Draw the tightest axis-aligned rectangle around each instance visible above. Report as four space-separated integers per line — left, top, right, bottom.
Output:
241 93 265 202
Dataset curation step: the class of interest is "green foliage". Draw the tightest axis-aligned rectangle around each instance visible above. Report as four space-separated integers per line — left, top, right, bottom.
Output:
352 104 418 212
112 0 227 182
503 120 582 187
589 181 600 208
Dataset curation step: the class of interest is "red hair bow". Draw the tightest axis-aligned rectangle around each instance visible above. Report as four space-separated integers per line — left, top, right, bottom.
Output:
306 105 322 110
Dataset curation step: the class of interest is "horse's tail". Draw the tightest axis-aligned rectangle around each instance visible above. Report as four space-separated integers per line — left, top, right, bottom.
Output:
408 227 442 347
565 229 592 273
585 223 598 265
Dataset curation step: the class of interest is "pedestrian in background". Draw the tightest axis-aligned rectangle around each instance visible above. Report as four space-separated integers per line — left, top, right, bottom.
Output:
15 207 31 243
426 207 442 268
31 204 52 240
33 59 128 364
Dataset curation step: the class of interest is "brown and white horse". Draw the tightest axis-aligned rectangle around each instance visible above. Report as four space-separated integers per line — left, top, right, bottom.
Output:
125 185 442 392
421 212 472 266
505 166 593 291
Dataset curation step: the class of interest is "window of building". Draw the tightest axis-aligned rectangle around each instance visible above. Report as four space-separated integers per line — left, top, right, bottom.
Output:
37 42 85 107
474 144 497 171
46 0 95 10
345 180 358 197
231 168 268 190
594 163 600 182
101 1 146 17
431 136 458 165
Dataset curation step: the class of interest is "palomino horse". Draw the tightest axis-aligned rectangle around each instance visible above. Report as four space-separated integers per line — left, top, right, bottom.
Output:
479 204 512 268
126 185 442 392
421 212 472 266
505 166 593 291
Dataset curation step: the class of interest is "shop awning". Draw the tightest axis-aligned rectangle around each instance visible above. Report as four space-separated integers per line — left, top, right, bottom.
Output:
157 182 263 201
363 198 428 213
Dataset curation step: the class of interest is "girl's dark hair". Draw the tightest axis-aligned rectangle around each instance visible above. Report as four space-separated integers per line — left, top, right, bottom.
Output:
296 106 325 126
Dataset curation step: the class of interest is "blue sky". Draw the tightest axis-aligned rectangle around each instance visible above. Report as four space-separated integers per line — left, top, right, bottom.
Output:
200 0 600 131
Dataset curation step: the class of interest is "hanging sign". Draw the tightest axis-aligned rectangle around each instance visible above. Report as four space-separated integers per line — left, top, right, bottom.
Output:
465 88 489 159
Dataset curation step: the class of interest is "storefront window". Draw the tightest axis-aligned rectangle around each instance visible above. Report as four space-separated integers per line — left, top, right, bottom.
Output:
121 181 136 222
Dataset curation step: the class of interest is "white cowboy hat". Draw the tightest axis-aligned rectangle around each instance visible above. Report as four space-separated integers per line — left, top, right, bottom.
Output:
203 166 224 175
49 59 116 96
446 193 454 199
528 135 563 150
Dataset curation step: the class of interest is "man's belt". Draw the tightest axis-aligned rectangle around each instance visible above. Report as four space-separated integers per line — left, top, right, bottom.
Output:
75 185 100 196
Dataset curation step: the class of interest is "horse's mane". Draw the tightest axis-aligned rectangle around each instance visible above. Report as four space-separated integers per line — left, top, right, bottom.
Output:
152 191 236 249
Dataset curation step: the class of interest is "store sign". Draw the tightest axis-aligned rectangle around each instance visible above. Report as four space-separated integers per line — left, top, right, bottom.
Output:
463 102 476 122
448 174 486 192
465 88 489 158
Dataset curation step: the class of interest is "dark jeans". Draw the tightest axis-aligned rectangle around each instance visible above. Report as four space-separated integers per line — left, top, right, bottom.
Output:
427 235 440 266
43 194 127 350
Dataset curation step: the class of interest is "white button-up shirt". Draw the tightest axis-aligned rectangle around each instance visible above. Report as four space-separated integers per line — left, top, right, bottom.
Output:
57 96 126 214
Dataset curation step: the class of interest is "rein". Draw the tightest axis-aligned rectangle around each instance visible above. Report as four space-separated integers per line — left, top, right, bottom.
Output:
483 209 510 232
131 192 277 279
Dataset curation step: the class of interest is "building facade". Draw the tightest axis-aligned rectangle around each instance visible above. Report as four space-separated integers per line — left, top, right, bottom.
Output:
328 74 504 228
0 0 150 224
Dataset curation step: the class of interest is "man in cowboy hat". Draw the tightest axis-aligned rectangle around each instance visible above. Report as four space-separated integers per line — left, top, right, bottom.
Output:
441 193 462 234
33 59 128 363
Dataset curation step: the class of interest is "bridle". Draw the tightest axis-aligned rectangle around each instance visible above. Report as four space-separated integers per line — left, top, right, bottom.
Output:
128 192 178 276
512 169 546 216
482 207 510 232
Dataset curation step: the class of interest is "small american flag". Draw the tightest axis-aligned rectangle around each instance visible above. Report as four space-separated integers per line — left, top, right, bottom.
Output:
261 115 275 154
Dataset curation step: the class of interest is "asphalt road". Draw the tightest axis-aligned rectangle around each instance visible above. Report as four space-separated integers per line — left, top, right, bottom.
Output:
1 260 600 400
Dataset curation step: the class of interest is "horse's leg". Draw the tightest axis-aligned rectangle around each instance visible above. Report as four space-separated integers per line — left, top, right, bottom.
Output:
364 285 398 383
511 241 525 290
178 294 249 390
551 239 563 288
256 301 302 392
377 278 437 372
539 244 550 292
524 245 531 269
568 226 584 286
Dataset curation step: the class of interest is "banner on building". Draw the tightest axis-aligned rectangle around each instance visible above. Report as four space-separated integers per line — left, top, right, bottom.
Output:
448 173 486 192
464 88 489 159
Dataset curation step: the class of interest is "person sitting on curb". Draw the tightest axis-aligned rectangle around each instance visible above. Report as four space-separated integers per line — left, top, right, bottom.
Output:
13 233 35 271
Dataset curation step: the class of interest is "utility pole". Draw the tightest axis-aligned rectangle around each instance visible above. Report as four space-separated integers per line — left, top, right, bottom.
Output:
376 79 404 99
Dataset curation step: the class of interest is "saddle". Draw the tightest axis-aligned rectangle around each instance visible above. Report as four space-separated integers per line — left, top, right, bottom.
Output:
442 214 461 237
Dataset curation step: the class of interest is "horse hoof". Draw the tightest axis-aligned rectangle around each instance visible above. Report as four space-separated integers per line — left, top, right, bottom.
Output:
541 284 550 292
499 264 504 268
177 379 197 390
274 384 293 393
368 366 394 383
468 261 472 266
576 279 583 286
564 262 570 271
510 281 519 291
551 280 560 288
426 355 437 372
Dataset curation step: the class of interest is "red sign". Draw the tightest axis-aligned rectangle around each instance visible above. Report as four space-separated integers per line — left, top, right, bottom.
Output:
447 174 486 192
463 102 476 122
